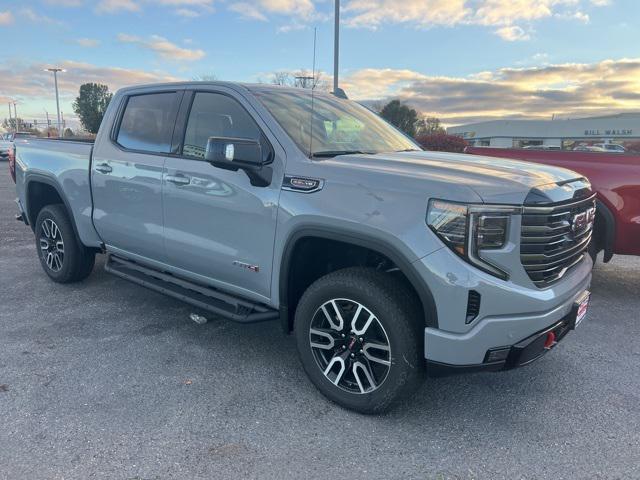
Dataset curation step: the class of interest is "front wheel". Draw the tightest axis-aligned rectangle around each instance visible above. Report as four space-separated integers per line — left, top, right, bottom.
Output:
294 267 424 413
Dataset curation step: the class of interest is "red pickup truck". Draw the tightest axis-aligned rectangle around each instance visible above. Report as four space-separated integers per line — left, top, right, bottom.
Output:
465 147 640 262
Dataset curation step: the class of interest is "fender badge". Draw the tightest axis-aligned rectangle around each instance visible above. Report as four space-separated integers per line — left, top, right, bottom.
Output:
283 175 324 193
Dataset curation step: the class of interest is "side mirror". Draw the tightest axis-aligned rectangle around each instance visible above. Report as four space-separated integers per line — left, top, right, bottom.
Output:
205 136 272 187
205 136 262 171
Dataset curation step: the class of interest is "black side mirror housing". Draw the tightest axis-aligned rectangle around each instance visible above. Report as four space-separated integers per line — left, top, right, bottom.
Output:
205 136 272 187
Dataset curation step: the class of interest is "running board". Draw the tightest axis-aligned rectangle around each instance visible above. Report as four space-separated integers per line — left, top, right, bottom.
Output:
104 254 278 324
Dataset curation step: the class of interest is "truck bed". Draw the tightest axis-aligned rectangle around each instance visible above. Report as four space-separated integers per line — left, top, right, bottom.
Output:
14 137 102 248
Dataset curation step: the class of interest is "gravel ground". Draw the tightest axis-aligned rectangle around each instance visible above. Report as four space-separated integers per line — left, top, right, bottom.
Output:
1 168 639 480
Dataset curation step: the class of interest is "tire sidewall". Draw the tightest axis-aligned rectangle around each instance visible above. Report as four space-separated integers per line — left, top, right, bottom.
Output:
35 206 79 282
295 272 422 413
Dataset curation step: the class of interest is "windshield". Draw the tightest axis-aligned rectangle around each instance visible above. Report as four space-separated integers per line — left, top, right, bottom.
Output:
254 89 420 157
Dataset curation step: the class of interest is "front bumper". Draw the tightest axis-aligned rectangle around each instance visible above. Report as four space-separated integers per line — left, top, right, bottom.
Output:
427 308 579 374
415 245 592 366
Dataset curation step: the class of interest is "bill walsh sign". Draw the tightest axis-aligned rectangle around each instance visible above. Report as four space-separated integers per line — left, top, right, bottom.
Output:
584 129 633 136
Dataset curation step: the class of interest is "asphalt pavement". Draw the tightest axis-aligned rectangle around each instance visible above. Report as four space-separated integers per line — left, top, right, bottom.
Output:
1 168 639 479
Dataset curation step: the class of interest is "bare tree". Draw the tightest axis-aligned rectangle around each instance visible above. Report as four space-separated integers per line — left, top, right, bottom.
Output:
269 70 328 90
271 71 295 86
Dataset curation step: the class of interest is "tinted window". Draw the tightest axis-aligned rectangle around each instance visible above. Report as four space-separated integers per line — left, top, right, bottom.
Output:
117 92 179 153
254 89 419 157
183 92 261 159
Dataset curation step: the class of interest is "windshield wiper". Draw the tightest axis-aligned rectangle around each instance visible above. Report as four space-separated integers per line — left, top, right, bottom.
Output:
311 150 376 158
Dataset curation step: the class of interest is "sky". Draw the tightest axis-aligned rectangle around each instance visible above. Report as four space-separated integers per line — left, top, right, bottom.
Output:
1 0 640 129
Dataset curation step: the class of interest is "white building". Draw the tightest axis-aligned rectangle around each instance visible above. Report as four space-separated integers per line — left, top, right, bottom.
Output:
447 112 640 149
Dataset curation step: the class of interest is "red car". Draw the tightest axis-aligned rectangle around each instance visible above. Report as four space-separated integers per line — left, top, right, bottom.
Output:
465 147 640 262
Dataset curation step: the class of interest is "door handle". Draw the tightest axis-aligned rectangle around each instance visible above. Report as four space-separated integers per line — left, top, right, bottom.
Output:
166 174 191 186
94 163 112 174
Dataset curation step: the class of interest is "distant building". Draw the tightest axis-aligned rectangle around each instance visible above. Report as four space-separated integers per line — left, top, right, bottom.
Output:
447 112 640 149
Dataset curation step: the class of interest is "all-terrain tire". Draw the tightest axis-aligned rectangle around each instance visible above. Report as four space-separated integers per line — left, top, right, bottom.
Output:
35 204 95 283
294 267 424 414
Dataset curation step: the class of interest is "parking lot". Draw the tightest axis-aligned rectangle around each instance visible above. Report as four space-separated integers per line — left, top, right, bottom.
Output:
0 170 639 480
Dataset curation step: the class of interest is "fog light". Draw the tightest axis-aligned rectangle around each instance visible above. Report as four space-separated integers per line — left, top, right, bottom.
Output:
485 347 510 363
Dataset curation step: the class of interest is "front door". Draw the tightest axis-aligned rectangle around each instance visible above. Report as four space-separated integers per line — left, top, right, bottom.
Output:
91 90 182 262
162 90 284 302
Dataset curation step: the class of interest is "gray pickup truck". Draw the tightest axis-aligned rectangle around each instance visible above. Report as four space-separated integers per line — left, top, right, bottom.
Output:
14 82 594 413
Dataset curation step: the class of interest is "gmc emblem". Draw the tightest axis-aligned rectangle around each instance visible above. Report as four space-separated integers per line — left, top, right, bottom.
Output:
572 207 596 234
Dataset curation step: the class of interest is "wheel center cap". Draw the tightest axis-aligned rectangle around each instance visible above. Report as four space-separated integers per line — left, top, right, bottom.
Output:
347 336 358 351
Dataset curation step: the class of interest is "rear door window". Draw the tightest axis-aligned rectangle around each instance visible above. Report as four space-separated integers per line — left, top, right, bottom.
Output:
116 92 180 153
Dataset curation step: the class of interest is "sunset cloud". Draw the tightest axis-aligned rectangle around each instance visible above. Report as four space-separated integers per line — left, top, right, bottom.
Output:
0 60 179 111
340 0 609 41
117 33 206 61
342 58 640 125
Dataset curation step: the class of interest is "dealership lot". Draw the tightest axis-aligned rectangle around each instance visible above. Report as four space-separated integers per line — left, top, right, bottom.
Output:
1 171 639 479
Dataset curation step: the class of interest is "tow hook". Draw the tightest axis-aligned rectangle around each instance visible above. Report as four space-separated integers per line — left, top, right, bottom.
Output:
543 331 557 350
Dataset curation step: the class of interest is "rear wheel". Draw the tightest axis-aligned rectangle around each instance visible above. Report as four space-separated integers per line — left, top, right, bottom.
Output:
294 267 423 413
35 204 95 283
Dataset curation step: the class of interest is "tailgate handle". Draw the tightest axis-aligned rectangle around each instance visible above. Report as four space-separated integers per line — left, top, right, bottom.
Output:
166 174 191 186
94 163 112 174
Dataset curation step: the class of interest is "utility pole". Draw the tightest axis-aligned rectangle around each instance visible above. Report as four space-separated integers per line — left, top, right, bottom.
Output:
333 0 340 93
13 101 18 132
44 109 50 137
45 68 65 138
8 102 13 132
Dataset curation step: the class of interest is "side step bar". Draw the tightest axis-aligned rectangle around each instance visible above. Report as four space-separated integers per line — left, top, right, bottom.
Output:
105 254 279 324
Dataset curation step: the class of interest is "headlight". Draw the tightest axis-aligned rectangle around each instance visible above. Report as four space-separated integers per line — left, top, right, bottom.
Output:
427 199 519 279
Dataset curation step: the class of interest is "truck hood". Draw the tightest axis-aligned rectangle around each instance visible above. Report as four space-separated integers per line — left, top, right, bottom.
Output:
325 150 584 204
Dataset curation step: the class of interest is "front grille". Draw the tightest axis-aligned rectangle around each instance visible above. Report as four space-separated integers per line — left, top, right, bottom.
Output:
520 194 596 288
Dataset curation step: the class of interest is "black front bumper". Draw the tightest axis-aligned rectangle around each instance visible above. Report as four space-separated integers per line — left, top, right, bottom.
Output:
427 310 577 376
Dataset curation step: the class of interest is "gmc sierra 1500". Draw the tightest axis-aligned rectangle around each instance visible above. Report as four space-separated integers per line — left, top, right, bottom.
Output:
14 82 594 413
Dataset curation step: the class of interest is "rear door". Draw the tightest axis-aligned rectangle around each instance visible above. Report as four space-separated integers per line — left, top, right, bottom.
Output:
91 90 182 262
162 88 285 301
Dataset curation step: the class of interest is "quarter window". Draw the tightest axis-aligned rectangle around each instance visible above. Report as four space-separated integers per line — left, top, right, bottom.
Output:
183 92 261 159
116 92 179 153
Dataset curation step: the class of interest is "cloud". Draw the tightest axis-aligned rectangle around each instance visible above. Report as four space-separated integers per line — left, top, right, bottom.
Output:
75 38 100 47
117 33 206 61
0 60 181 117
0 11 14 25
175 8 201 17
342 0 610 40
19 8 64 25
44 0 84 5
495 25 530 41
228 0 320 22
341 58 640 125
344 0 469 29
96 0 140 13
97 0 214 15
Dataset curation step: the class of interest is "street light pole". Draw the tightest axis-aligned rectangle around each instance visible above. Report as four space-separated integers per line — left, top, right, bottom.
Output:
333 0 340 93
45 68 65 138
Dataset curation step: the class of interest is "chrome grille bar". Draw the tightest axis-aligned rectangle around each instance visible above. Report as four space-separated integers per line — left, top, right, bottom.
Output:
520 194 596 287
